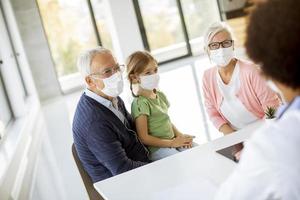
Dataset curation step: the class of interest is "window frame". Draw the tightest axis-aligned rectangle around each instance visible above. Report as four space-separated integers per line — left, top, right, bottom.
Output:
0 70 13 139
0 1 33 140
0 1 27 98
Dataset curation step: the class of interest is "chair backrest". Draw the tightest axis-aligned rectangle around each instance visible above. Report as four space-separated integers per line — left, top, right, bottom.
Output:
72 144 104 200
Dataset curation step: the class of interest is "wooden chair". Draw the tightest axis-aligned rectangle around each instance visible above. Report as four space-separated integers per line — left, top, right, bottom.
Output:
72 144 104 200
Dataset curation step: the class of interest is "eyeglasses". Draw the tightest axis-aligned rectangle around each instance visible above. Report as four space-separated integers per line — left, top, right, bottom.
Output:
208 40 233 50
90 63 125 79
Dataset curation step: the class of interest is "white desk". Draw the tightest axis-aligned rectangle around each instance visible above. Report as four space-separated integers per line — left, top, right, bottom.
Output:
94 122 263 200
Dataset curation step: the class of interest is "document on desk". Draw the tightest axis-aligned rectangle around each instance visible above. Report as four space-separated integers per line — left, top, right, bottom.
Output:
152 178 217 200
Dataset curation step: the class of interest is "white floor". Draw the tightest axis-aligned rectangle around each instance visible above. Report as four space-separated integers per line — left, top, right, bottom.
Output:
32 97 87 200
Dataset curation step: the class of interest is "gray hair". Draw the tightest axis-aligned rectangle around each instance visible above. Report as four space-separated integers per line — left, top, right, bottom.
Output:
77 46 111 77
204 22 235 53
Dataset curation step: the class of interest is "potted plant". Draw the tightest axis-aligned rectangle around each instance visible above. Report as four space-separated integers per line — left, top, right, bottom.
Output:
265 106 277 120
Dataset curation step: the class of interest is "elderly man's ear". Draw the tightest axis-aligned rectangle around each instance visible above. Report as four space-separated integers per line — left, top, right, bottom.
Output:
85 76 96 88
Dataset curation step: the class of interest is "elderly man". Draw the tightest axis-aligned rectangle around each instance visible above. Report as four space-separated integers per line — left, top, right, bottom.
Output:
72 47 150 183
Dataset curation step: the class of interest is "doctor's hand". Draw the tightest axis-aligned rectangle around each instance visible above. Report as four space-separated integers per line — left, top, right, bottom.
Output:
234 150 242 161
232 143 244 162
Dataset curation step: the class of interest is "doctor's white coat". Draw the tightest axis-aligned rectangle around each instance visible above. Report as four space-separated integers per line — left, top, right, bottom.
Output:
215 110 300 200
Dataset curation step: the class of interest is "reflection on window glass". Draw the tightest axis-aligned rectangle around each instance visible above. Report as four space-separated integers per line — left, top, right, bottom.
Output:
181 0 220 54
137 0 189 62
90 0 114 52
37 0 98 77
0 73 12 137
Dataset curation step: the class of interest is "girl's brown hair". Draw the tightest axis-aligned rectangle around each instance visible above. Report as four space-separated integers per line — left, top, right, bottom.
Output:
126 51 157 97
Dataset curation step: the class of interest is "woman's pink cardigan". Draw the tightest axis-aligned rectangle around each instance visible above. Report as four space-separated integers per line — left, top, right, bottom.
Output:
202 59 281 130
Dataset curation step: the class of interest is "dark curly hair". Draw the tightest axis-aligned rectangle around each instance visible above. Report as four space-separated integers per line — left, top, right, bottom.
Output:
246 0 300 89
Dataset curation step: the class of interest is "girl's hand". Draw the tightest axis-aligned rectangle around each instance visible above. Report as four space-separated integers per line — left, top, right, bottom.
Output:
170 135 193 148
183 142 194 149
182 134 195 148
183 134 195 139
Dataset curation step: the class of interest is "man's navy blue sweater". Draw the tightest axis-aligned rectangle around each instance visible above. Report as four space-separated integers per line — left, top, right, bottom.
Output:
72 93 150 183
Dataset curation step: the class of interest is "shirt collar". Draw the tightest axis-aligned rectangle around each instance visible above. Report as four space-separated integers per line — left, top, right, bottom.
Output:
277 96 300 118
85 88 114 108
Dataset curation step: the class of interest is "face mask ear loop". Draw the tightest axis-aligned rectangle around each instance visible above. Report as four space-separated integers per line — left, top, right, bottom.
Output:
130 81 138 97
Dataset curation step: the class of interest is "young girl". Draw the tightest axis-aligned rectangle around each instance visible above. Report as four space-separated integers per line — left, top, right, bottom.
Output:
126 51 195 161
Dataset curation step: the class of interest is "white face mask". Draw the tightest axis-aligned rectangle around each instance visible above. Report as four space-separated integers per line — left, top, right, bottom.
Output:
266 80 286 103
100 71 124 97
140 73 160 90
131 83 140 96
210 46 234 67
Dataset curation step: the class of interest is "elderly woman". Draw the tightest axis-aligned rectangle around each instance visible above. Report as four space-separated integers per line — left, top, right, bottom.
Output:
202 22 281 135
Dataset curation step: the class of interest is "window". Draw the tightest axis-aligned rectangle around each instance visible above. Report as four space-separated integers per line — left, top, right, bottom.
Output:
133 0 192 63
37 0 116 92
0 72 12 138
36 0 99 77
133 0 220 63
90 0 114 52
0 3 27 99
218 0 254 47
181 0 220 54
0 3 28 138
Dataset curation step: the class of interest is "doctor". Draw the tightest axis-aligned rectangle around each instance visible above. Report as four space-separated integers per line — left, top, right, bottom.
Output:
215 0 300 199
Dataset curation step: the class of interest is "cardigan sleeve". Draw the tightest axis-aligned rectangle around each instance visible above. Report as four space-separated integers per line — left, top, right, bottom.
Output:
202 71 227 130
86 121 148 176
250 67 282 111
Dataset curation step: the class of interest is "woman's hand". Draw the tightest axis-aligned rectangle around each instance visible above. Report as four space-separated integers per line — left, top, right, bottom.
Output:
219 123 236 135
170 135 193 148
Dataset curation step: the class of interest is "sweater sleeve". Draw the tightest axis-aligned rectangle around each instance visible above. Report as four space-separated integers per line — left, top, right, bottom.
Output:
202 71 227 130
86 121 147 176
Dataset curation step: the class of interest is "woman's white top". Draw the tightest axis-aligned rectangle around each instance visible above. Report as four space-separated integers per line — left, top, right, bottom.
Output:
215 101 300 200
217 64 258 130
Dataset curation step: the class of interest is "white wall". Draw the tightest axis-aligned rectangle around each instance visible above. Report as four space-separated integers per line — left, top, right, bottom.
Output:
105 0 144 62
